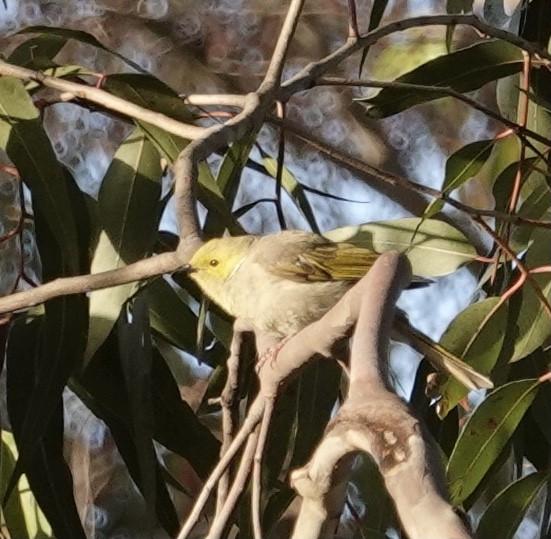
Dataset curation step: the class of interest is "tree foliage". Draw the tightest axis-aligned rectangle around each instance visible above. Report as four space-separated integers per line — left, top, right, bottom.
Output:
0 1 550 538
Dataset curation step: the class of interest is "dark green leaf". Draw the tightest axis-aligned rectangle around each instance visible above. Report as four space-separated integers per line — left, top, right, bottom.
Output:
204 132 257 236
86 128 162 362
361 40 524 118
476 471 549 539
436 298 508 418
444 139 495 193
19 26 147 73
359 0 390 76
8 34 66 68
289 359 341 468
447 378 541 505
262 156 320 233
6 316 87 539
118 293 156 521
0 76 79 275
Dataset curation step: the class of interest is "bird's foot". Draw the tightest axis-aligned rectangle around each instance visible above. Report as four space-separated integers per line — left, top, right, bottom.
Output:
256 334 294 374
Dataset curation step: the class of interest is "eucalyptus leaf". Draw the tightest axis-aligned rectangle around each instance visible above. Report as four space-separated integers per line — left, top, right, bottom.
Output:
436 298 508 418
324 218 477 277
447 378 541 505
476 471 549 539
361 40 524 118
0 76 79 275
510 228 551 362
85 128 162 363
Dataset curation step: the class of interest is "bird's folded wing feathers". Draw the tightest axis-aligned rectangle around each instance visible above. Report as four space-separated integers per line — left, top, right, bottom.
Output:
272 243 380 282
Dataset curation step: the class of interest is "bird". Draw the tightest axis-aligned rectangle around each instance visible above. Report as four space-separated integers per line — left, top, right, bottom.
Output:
184 230 493 391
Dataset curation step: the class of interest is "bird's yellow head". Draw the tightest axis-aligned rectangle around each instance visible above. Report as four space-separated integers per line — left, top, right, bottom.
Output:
187 236 256 298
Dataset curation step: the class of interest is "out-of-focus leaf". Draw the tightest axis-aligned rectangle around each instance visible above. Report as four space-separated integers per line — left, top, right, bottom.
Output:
8 34 66 68
204 132 257 236
118 294 156 520
510 228 551 362
436 298 508 418
0 76 79 275
358 0 390 76
148 277 228 365
447 378 541 505
6 317 86 539
425 139 496 218
24 65 87 92
361 40 524 118
1 431 53 539
19 26 147 73
85 128 162 363
324 218 478 277
289 360 341 469
476 471 549 539
262 156 320 233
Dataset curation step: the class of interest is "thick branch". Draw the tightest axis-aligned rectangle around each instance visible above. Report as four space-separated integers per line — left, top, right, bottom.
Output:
290 253 471 539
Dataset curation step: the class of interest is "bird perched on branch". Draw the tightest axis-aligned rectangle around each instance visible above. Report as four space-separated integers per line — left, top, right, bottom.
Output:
185 230 492 391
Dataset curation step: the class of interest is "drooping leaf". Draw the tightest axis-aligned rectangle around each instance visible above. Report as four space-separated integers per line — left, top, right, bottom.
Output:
0 76 79 275
436 298 508 418
117 293 156 522
324 217 478 277
358 0 390 76
510 227 551 362
8 34 67 68
1 431 52 539
6 316 87 539
204 132 257 236
19 26 147 73
424 139 496 218
262 156 320 233
476 471 549 539
147 277 228 364
85 128 162 362
361 40 524 118
447 378 541 505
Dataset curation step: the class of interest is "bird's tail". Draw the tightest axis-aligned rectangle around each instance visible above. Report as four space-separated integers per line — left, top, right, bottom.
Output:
394 315 493 391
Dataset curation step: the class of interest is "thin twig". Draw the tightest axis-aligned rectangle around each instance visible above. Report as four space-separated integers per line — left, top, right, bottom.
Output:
317 77 551 149
347 0 359 38
252 399 275 539
0 60 205 141
275 101 288 230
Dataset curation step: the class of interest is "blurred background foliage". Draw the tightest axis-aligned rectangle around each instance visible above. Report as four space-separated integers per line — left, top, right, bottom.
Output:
0 0 550 538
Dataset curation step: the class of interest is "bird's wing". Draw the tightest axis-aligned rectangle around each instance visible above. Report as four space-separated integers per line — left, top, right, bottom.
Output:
272 242 380 282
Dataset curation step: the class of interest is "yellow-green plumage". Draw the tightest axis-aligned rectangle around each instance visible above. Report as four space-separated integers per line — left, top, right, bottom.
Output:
187 230 493 390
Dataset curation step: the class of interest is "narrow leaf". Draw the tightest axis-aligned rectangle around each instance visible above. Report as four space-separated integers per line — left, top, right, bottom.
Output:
476 471 549 539
444 139 495 193
361 40 524 118
436 298 508 418
324 217 478 277
85 128 162 362
0 76 79 274
447 379 541 505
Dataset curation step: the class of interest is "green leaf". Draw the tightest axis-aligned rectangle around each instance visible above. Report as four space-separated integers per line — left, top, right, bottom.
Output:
289 360 341 468
85 128 162 362
262 156 320 233
8 34 67 68
510 228 551 362
358 0 390 77
204 132 257 236
324 217 478 277
102 73 192 161
118 294 156 521
435 298 508 418
6 315 87 539
444 139 495 193
361 40 524 118
447 378 541 505
0 76 79 275
19 26 147 73
147 277 228 364
476 471 549 539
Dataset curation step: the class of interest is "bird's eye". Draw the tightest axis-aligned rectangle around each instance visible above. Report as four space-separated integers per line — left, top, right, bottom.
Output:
209 259 219 267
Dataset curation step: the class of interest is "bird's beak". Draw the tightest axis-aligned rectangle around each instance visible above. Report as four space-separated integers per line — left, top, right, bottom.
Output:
179 263 196 274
